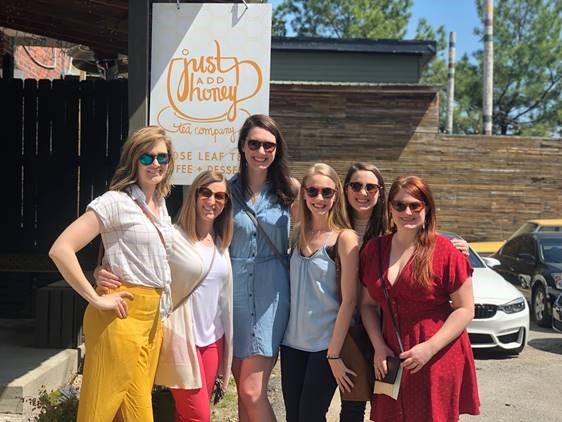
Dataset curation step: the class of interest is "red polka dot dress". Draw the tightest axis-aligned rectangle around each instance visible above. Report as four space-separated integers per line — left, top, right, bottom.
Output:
360 234 480 422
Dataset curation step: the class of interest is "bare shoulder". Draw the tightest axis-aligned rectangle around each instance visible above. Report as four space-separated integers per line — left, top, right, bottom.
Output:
338 229 359 249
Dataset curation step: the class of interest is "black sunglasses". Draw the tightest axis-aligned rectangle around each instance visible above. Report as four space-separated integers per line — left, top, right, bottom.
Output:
197 187 229 203
390 200 425 213
246 139 277 152
304 186 336 199
139 153 169 166
347 182 381 194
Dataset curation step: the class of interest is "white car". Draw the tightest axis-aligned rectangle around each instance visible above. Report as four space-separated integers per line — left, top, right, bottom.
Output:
444 232 530 354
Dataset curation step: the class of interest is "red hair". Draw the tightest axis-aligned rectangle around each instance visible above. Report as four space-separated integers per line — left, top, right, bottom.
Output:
388 176 437 288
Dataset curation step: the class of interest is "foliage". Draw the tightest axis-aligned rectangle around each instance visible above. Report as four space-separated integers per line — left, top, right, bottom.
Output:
28 386 78 422
455 0 562 136
272 0 413 38
415 18 449 131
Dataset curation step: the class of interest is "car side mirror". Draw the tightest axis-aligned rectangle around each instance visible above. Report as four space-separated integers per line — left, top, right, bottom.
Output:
482 257 500 268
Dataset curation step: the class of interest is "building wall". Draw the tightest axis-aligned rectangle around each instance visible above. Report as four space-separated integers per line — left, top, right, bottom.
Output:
271 50 422 83
269 83 562 242
13 46 73 80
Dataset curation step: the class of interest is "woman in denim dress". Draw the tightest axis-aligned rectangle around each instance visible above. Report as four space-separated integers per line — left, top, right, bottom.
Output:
229 115 299 422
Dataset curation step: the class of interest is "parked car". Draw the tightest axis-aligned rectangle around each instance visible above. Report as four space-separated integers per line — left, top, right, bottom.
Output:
470 218 562 255
491 232 562 327
442 232 529 354
553 293 562 333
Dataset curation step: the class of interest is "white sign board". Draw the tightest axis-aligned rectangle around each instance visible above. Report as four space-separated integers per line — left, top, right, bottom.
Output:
150 3 272 184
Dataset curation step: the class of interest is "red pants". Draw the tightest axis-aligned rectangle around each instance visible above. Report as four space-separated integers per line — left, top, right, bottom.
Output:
170 337 224 422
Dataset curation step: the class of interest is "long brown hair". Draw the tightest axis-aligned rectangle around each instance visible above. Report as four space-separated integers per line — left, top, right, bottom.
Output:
237 114 296 207
343 162 388 243
176 171 233 252
388 176 437 288
109 126 175 197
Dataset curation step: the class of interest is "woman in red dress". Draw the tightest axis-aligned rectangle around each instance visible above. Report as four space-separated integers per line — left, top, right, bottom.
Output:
359 175 480 422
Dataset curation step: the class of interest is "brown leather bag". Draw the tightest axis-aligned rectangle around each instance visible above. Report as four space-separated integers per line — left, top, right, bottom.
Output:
334 235 375 402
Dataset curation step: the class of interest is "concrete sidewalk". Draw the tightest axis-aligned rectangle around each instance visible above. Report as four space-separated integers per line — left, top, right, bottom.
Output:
0 319 81 421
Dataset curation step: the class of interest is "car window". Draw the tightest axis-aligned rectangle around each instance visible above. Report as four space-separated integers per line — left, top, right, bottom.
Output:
540 238 562 264
468 249 485 268
537 225 562 232
501 237 522 257
508 222 538 240
519 236 536 257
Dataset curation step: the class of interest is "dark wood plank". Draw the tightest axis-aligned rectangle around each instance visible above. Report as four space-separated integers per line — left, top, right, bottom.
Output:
1 79 23 251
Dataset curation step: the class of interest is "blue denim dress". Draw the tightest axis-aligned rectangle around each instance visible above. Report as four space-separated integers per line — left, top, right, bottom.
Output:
229 175 291 358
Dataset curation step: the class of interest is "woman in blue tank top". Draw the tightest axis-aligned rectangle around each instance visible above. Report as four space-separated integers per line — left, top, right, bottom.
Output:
281 163 359 422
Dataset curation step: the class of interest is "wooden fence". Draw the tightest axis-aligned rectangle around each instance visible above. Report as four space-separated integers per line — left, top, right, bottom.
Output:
1 78 128 268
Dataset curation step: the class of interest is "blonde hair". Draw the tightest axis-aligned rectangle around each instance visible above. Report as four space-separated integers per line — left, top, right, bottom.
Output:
295 163 351 251
109 126 175 197
176 171 233 252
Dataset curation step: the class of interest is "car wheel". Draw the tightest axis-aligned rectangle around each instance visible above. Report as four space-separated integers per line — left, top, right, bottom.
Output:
532 285 551 327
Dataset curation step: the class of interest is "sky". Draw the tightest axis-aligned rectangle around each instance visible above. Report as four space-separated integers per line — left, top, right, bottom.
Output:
270 0 482 59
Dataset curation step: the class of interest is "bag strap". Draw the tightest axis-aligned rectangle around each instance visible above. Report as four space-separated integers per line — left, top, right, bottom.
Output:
378 237 405 354
333 231 345 302
128 192 166 250
97 190 166 267
171 244 216 312
231 188 289 270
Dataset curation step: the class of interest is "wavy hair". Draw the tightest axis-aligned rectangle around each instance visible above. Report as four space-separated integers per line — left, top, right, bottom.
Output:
343 162 388 243
176 171 233 252
295 163 351 252
388 175 437 288
237 114 296 207
109 126 175 197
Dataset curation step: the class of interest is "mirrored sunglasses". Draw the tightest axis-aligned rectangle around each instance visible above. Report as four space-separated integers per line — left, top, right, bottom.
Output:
304 186 336 199
390 200 425 213
347 182 381 193
138 153 169 166
197 187 229 203
247 140 277 152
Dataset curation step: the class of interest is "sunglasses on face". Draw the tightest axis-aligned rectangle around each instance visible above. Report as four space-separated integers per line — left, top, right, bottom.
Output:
304 186 337 199
347 182 381 194
197 187 229 203
246 139 277 152
138 153 169 166
390 200 425 213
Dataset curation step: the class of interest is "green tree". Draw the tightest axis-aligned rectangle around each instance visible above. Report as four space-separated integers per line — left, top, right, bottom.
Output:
273 0 413 38
456 0 562 136
414 18 449 131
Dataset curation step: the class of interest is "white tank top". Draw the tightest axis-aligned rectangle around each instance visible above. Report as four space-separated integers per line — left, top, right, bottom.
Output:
190 243 228 347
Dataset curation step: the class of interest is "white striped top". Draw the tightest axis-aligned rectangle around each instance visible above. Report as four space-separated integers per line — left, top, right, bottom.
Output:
87 184 173 316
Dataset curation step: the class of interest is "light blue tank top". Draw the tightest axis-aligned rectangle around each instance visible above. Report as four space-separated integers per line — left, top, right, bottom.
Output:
283 243 339 352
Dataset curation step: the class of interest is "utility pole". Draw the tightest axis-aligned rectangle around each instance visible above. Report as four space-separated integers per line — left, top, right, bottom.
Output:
446 32 456 134
482 0 494 135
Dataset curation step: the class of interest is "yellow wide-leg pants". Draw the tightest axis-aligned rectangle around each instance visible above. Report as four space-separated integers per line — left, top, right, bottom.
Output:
77 284 163 422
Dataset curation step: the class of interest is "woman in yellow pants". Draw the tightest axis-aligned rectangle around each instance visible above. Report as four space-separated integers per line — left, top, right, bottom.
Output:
49 126 175 421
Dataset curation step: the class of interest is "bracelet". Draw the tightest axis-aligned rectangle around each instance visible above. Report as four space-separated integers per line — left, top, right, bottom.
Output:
326 355 341 360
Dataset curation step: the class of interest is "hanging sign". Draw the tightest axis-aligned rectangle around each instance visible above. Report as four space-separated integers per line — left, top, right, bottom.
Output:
150 3 272 184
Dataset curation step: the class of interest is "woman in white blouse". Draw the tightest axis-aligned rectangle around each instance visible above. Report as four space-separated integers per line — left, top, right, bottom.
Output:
98 170 234 422
49 126 175 422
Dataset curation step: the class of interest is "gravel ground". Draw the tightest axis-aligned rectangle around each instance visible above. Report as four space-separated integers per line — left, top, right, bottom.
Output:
269 321 562 422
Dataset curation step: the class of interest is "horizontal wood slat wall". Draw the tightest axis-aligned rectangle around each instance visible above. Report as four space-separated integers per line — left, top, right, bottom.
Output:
270 83 561 242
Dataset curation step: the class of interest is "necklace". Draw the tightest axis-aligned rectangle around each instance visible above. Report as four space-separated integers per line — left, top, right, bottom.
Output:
197 232 214 245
